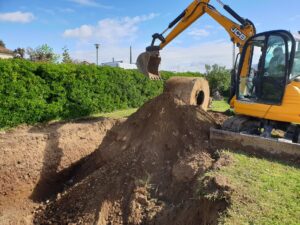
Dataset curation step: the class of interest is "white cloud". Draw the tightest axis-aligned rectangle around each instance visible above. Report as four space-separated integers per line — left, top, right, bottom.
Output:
0 11 35 23
69 0 112 8
59 8 75 13
294 32 300 39
64 25 94 39
63 13 158 43
72 45 138 64
188 28 210 37
204 25 214 29
38 8 55 16
71 40 235 73
160 40 235 72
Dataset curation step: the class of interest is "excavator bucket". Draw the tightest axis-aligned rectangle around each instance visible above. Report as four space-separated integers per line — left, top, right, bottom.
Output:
136 51 161 80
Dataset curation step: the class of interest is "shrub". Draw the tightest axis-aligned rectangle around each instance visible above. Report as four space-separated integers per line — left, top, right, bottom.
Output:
0 59 229 128
204 64 231 96
0 60 164 128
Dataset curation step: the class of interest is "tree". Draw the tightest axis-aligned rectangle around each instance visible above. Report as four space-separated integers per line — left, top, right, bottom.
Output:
27 44 60 63
13 48 26 59
0 40 5 47
62 46 72 63
204 64 231 96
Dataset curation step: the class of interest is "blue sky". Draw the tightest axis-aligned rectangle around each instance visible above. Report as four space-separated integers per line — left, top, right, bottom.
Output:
1 0 300 71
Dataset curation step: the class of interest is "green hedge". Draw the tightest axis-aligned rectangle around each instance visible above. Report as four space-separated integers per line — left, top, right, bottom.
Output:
0 59 204 128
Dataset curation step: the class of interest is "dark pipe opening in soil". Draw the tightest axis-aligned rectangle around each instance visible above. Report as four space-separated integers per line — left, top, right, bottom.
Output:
196 91 205 106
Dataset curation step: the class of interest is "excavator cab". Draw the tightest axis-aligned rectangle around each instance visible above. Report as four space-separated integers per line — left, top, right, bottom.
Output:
232 30 300 127
236 30 296 105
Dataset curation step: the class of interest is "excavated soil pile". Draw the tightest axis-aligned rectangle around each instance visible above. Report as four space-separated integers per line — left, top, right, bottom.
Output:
34 91 231 225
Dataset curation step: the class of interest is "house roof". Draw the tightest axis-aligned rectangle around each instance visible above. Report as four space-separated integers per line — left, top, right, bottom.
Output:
0 46 13 55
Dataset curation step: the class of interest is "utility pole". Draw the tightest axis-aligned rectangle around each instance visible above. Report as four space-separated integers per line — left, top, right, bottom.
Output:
130 45 133 64
298 31 300 51
95 43 100 65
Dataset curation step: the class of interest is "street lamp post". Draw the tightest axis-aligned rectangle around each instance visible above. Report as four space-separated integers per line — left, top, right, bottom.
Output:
95 44 100 66
298 32 300 51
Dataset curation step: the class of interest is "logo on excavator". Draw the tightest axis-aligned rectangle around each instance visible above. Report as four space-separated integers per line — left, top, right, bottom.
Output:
231 27 247 41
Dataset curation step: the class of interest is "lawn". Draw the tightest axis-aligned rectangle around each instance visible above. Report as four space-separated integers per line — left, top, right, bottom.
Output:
90 99 230 120
91 108 138 119
208 151 300 225
210 99 230 112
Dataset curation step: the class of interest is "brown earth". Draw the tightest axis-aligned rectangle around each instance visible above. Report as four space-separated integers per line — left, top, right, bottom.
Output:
208 111 229 126
33 92 232 225
0 118 120 225
0 87 231 224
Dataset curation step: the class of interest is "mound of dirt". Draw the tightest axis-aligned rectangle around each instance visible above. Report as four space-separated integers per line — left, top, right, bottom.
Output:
0 118 119 225
34 91 230 225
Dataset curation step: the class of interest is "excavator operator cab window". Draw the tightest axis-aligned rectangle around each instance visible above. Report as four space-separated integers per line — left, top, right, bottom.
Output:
237 31 295 105
291 40 300 79
238 37 265 101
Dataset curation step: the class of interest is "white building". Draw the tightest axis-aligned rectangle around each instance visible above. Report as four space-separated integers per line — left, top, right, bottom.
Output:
0 46 13 59
102 60 137 70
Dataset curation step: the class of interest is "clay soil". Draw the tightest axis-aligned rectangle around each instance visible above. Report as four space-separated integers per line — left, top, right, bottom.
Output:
0 92 231 225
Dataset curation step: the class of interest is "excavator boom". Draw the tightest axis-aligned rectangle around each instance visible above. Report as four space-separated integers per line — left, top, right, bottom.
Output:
137 0 255 79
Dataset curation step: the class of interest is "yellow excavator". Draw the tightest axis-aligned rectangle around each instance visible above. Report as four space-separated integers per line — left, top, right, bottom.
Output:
137 0 300 157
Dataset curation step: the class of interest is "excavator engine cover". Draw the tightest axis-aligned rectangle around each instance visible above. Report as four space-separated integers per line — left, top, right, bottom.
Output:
137 50 161 80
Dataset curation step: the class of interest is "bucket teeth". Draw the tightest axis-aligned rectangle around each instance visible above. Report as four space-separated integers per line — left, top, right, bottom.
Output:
137 51 161 80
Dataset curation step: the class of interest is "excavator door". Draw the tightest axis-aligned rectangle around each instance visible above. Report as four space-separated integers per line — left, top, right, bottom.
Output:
236 30 295 106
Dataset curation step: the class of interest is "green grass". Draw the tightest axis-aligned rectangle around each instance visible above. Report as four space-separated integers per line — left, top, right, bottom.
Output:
91 100 230 119
91 108 137 119
210 99 230 112
90 99 230 120
209 152 300 225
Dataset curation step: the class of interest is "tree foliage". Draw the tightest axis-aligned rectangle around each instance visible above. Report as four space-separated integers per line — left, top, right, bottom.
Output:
0 40 5 47
27 44 60 63
13 48 26 59
204 64 231 96
62 46 73 64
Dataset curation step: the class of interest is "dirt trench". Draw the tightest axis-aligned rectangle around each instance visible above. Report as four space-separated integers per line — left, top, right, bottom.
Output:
0 117 120 225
